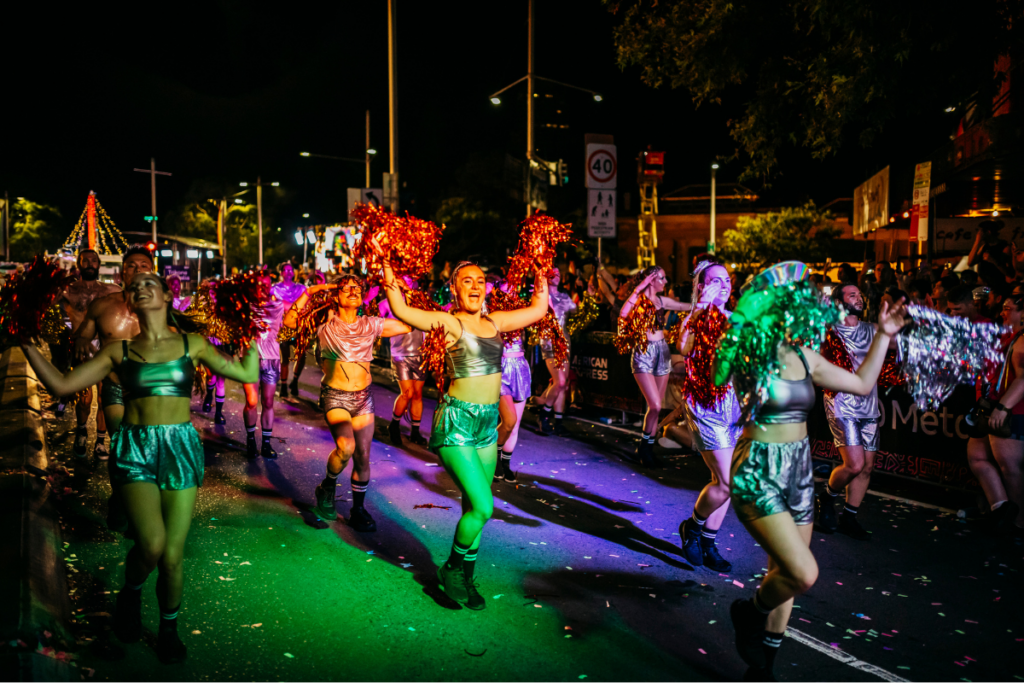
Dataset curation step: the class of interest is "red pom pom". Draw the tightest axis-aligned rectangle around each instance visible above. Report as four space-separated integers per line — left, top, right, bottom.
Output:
489 289 530 344
505 213 575 287
530 311 569 364
0 256 75 344
419 324 448 378
879 348 905 389
613 295 656 355
209 271 271 347
682 307 729 410
350 203 444 281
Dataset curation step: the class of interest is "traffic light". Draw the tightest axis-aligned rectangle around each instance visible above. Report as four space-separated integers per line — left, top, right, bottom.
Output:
146 241 157 252
557 159 569 185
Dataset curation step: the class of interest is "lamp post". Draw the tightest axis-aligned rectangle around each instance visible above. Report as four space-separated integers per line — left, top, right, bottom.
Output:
239 177 280 266
710 163 719 253
487 0 602 218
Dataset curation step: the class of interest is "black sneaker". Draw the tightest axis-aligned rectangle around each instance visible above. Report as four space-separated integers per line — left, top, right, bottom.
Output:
638 440 661 468
981 501 1021 537
437 563 469 605
113 589 142 643
837 514 869 540
156 627 188 664
313 485 338 521
388 421 403 446
289 379 300 397
679 519 705 567
701 542 733 572
94 441 110 462
261 439 278 459
73 432 89 459
464 575 486 611
502 463 518 484
245 436 258 460
730 599 768 669
202 391 214 413
408 431 428 447
538 411 553 435
214 410 226 426
348 506 377 532
814 493 839 533
279 383 289 399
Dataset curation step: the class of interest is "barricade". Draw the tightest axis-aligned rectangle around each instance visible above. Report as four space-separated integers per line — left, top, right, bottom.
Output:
0 347 74 680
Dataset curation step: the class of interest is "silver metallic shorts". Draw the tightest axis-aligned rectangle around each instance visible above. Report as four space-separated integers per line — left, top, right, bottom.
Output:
319 384 375 418
631 339 672 376
826 411 880 451
501 355 532 403
541 339 570 364
684 390 742 452
259 359 281 385
731 437 814 526
391 356 426 382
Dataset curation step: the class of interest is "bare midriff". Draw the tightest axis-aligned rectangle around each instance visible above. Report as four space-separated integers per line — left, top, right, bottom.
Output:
448 374 502 405
321 359 374 392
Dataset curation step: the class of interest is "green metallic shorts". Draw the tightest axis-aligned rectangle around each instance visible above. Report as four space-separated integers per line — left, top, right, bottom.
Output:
101 380 125 407
428 394 499 451
110 422 204 490
730 436 814 526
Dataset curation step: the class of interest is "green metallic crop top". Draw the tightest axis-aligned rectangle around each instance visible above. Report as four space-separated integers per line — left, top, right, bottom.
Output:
120 335 195 399
445 318 503 379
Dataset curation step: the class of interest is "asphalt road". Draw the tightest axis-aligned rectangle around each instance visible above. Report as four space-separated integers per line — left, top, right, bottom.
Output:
42 364 1024 682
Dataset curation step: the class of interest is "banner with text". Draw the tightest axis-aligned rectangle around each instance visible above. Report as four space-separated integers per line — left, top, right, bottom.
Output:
570 332 645 414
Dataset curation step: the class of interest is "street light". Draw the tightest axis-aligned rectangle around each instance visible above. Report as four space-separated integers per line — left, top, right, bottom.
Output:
487 0 603 217
367 148 378 156
302 213 310 218
293 230 304 246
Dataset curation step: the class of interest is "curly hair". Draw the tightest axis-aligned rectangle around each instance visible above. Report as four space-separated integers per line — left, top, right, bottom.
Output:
627 265 662 295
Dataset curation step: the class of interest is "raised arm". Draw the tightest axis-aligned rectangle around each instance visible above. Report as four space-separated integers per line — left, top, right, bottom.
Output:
490 271 549 332
21 342 115 397
382 260 456 333
656 295 693 313
381 318 413 338
193 335 259 384
619 279 651 319
804 299 907 395
283 283 334 329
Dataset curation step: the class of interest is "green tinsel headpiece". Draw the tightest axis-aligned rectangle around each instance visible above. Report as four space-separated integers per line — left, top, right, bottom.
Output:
714 261 842 424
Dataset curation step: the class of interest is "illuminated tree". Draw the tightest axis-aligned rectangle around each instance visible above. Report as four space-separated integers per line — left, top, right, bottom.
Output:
721 202 841 267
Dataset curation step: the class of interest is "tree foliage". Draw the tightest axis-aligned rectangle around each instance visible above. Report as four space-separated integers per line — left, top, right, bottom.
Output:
9 197 63 261
605 0 1020 181
721 202 841 266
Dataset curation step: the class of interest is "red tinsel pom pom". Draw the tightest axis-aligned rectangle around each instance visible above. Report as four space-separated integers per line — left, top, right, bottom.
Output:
820 328 854 398
879 348 906 389
489 289 530 344
209 271 271 347
682 307 730 410
419 324 448 378
0 255 75 344
505 213 575 287
613 295 656 356
350 203 444 281
529 311 569 364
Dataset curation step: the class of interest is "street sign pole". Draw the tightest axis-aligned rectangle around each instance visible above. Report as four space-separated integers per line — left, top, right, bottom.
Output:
133 158 172 244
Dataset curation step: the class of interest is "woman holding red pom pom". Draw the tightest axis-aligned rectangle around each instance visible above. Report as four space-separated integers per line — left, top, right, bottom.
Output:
21 272 258 664
380 252 548 611
283 273 412 533
676 256 740 572
618 266 692 466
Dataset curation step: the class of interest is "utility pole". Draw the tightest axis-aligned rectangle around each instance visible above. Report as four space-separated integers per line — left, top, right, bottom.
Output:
3 191 9 261
387 0 399 213
239 177 279 267
217 198 227 277
710 163 718 253
133 158 172 243
365 110 372 188
525 0 534 218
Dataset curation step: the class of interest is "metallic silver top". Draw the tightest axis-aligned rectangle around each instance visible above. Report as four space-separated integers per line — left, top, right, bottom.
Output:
825 321 880 419
758 348 816 424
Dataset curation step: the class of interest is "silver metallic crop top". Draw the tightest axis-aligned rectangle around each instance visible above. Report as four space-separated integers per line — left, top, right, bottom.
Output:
445 318 503 379
758 348 816 424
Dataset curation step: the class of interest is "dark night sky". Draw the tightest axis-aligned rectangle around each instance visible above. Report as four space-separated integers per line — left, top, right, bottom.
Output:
3 1 947 246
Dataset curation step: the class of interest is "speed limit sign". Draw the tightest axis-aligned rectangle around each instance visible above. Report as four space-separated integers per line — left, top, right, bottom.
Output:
586 143 617 189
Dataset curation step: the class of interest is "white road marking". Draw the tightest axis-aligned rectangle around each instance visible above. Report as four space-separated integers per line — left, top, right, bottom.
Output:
786 627 909 682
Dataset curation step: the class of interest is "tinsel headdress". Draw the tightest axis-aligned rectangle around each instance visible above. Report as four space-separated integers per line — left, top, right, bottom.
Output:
714 261 842 423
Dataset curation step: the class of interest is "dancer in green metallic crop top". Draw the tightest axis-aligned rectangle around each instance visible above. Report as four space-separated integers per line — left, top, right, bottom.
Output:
380 253 548 611
21 272 258 664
